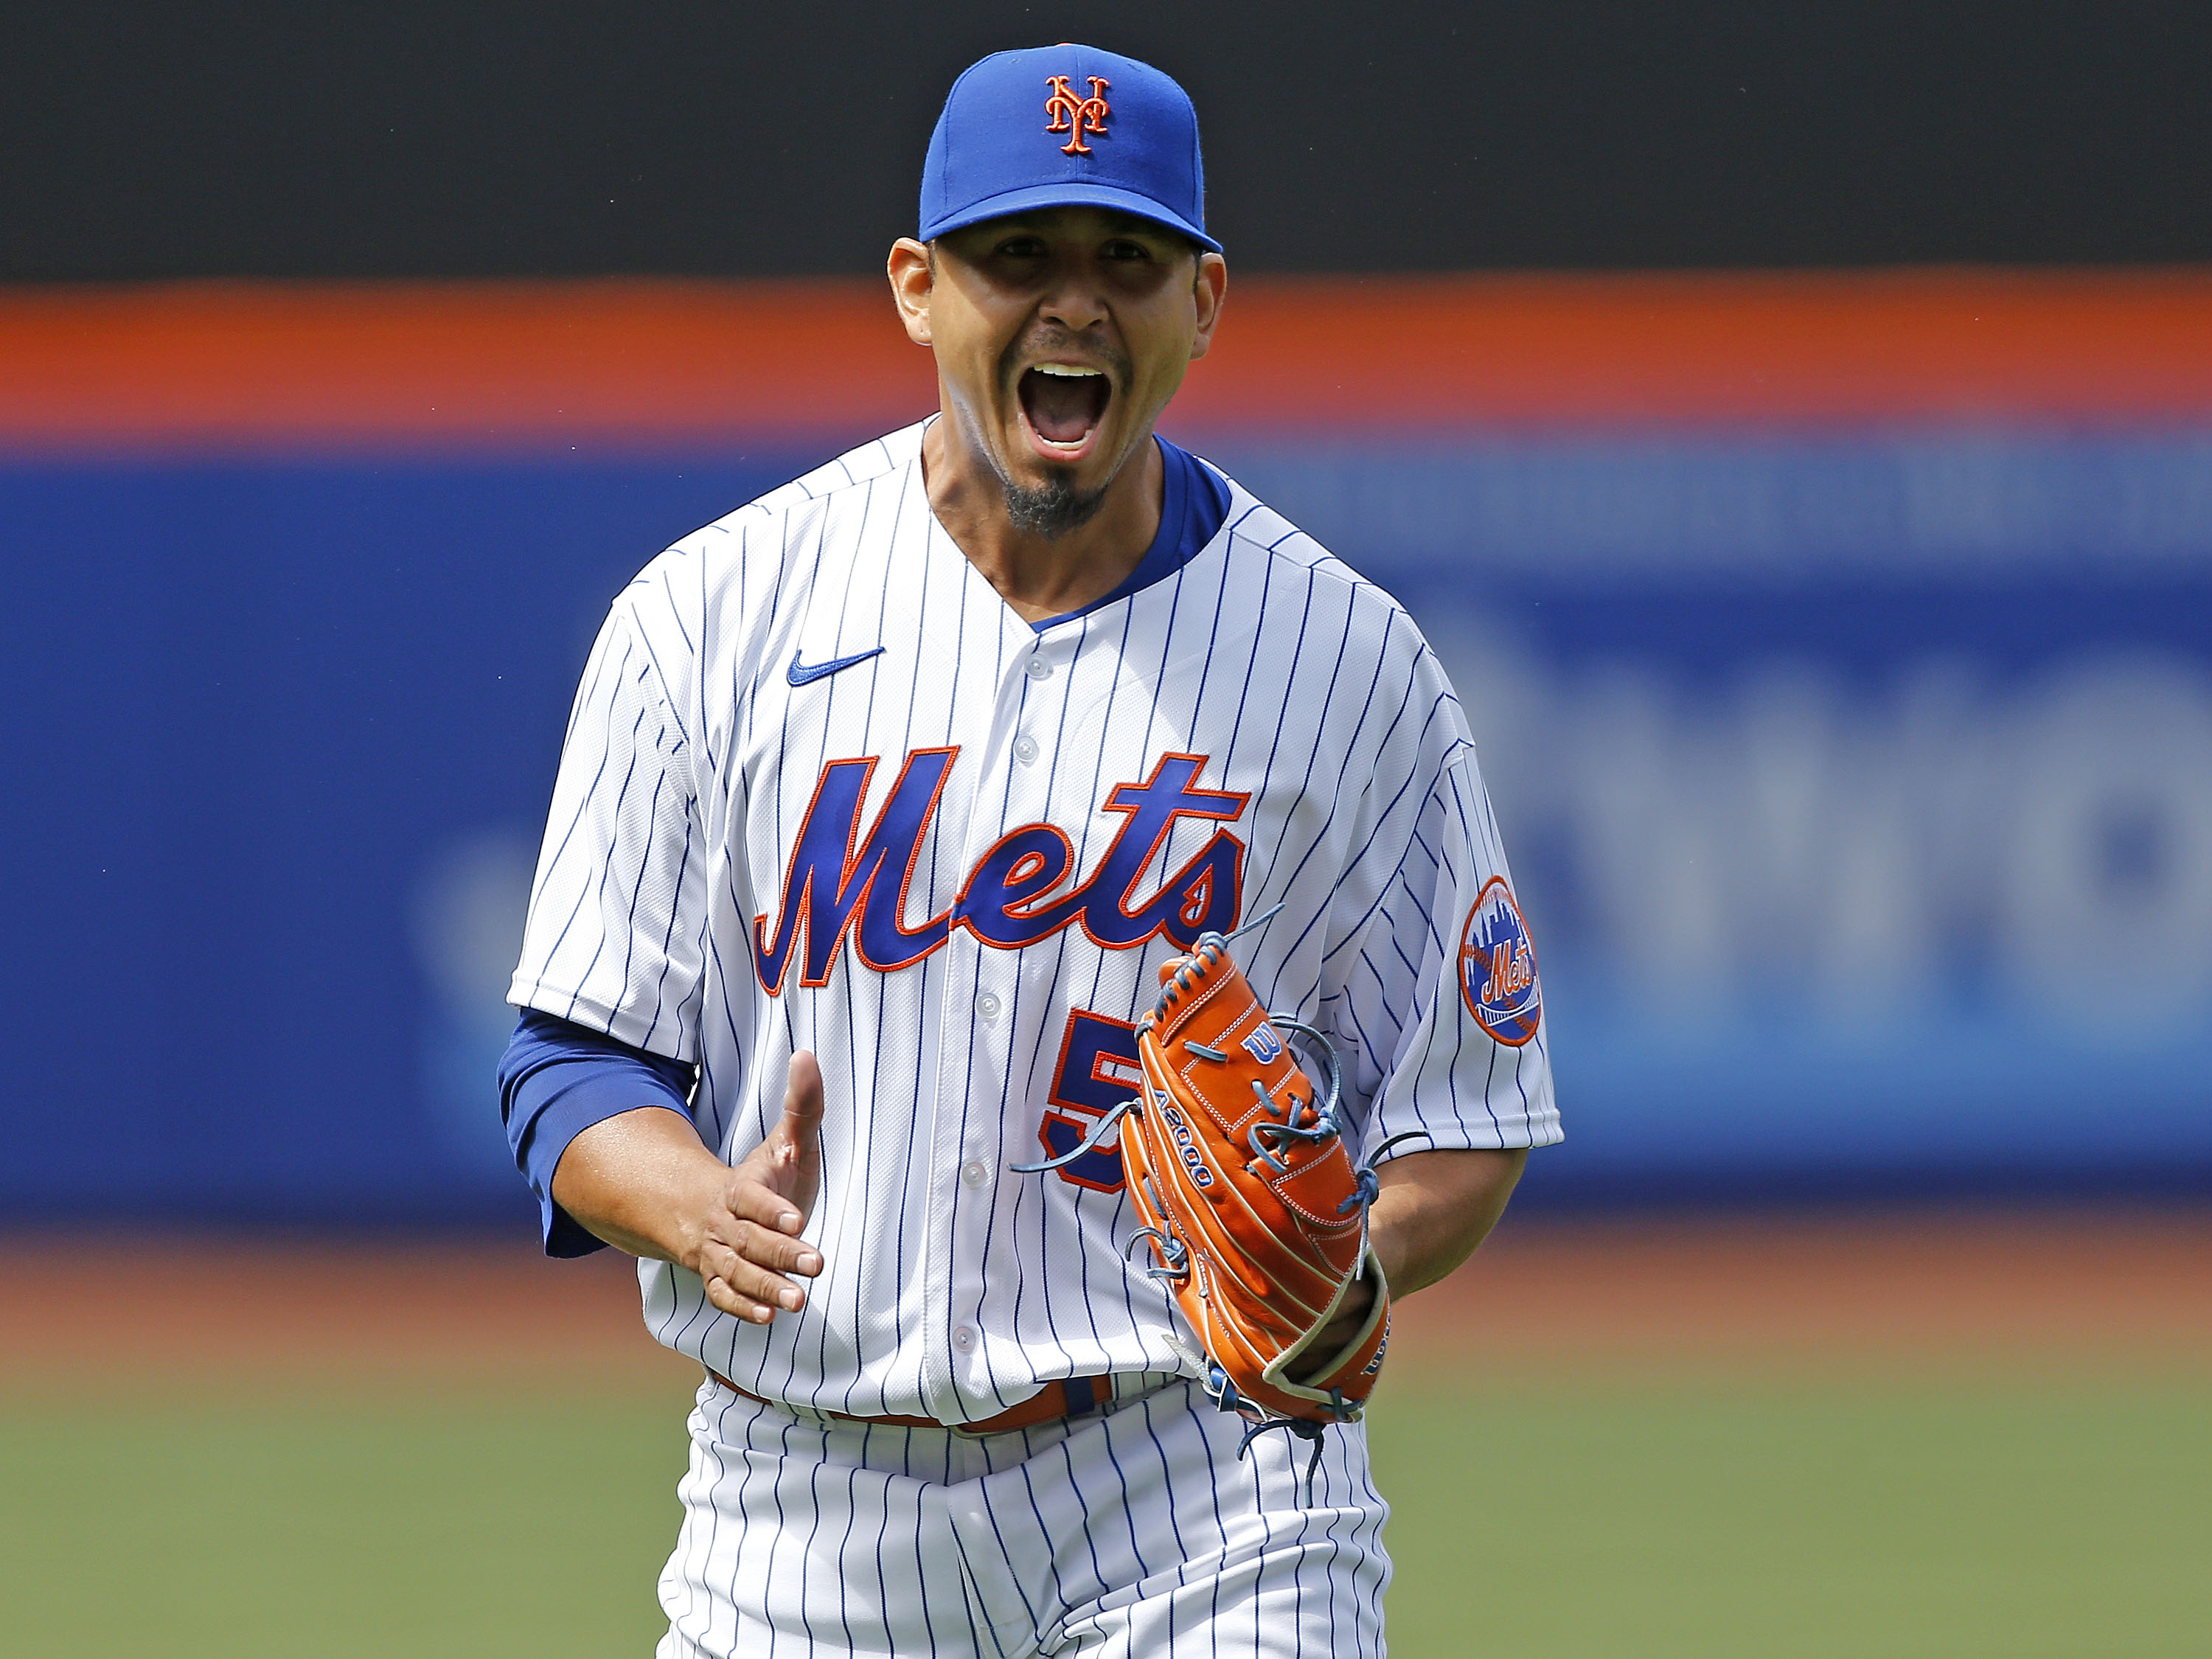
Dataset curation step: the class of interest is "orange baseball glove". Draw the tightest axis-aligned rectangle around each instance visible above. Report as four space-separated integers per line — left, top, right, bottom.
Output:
1020 922 1413 1489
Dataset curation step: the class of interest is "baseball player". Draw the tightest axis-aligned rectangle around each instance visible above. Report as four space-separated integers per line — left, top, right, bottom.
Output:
499 43 1558 1657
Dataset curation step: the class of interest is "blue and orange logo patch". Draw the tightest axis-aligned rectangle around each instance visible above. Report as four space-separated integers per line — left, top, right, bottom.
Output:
1458 877 1541 1046
1045 74 1110 154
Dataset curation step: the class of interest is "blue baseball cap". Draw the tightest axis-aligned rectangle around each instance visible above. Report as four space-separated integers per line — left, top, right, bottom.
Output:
919 44 1220 253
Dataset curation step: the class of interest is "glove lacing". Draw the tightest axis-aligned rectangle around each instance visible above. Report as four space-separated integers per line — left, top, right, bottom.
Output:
1009 903 1428 1508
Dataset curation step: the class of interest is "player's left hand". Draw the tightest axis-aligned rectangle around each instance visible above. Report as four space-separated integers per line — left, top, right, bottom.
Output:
1293 1149 1531 1381
1298 1270 1378 1384
692 1051 827 1326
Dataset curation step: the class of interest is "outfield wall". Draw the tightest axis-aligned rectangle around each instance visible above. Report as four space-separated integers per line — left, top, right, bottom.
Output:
4 274 2208 1222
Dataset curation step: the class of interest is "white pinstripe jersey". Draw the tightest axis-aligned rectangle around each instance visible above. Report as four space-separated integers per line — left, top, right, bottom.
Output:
509 419 1560 1425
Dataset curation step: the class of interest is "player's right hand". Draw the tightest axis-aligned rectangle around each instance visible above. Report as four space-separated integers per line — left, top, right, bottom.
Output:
692 1051 827 1325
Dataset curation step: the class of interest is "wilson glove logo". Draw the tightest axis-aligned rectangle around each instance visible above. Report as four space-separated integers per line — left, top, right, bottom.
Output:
1458 876 1542 1046
1240 1023 1285 1065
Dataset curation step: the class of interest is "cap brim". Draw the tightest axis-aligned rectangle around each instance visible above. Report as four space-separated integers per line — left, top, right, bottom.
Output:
921 181 1221 253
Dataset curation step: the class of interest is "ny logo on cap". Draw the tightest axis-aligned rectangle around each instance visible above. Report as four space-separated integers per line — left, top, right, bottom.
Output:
1044 75 1111 154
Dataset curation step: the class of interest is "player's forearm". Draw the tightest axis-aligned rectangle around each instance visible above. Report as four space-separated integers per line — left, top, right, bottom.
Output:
1366 1147 1528 1296
549 1106 733 1265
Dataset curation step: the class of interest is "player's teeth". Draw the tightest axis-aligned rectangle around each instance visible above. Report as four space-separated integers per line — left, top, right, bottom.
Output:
1033 364 1104 377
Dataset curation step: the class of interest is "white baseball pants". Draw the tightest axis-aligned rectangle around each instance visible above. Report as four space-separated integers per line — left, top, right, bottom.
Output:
655 1374 1391 1656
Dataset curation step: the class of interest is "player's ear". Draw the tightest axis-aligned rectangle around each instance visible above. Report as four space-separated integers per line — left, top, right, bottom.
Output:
1187 252 1227 362
887 238 936 346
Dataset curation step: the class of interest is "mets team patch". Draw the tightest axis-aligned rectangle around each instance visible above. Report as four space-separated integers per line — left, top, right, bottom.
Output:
1458 877 1541 1046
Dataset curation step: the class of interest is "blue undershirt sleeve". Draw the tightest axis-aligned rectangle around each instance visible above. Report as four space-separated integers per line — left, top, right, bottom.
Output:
495 1008 697 1257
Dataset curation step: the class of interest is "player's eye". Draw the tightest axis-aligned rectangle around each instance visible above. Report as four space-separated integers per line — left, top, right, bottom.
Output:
995 236 1048 259
1101 240 1152 262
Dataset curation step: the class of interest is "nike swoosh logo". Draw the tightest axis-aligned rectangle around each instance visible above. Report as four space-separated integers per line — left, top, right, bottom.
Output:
787 646 885 686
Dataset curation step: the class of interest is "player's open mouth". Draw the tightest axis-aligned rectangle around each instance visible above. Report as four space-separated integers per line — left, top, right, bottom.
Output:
1017 364 1110 456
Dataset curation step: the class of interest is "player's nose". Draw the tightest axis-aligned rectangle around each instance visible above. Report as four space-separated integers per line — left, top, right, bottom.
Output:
1034 254 1112 334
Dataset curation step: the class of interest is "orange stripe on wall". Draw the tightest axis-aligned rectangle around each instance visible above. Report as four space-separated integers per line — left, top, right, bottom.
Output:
1182 269 2212 428
4 269 2211 450
0 281 935 451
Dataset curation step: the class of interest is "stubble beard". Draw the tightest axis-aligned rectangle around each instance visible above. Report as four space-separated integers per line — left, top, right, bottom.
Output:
1001 469 1111 540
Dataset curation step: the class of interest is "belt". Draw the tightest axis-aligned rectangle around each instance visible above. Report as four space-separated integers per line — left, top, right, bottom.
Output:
707 1369 1112 1436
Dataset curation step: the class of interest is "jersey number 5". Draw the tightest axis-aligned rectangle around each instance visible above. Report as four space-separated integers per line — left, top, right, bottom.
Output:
1039 1009 1143 1192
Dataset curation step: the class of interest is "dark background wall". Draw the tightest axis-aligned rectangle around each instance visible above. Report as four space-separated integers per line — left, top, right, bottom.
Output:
3 0 2206 280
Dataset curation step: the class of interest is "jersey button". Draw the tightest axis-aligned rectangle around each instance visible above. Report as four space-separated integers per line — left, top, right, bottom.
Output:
1013 734 1040 766
953 1326 977 1352
1023 655 1052 682
976 992 1002 1023
961 1159 988 1187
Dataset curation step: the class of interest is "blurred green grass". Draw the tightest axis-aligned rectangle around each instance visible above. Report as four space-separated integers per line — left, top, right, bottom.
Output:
1 1374 2205 1657
1372 1374 2211 1659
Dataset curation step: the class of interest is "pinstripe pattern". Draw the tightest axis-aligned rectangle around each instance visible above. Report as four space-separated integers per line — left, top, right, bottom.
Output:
511 420 1557 1651
656 1377 1390 1658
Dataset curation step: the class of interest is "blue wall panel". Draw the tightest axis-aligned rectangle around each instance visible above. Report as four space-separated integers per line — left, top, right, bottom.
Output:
1 457 807 1224
3 433 2207 1221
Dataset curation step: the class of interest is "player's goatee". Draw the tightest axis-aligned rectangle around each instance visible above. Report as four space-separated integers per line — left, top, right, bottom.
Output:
1002 470 1109 538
